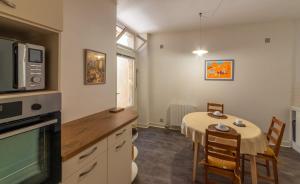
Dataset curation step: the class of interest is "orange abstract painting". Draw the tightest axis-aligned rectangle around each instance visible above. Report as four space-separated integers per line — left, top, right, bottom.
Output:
205 60 234 80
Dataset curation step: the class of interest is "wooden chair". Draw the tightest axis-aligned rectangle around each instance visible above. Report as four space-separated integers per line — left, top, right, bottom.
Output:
207 102 224 113
201 129 241 184
242 117 286 184
193 103 225 151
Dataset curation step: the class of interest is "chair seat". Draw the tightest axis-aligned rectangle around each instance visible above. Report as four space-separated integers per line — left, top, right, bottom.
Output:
264 146 275 157
257 146 276 158
207 156 236 170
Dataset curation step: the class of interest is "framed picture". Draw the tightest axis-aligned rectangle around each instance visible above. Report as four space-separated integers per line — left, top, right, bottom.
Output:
84 49 106 85
205 59 234 81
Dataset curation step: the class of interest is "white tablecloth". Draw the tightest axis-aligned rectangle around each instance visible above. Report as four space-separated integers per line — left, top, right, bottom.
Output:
181 112 268 155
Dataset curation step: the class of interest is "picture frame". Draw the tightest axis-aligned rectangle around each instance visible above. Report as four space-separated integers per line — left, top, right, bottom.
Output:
204 59 234 81
84 49 106 85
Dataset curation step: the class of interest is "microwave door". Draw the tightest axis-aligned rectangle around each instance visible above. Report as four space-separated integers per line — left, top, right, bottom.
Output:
0 39 15 92
15 43 27 90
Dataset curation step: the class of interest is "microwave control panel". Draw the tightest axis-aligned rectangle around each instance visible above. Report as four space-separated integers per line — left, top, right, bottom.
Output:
25 45 45 91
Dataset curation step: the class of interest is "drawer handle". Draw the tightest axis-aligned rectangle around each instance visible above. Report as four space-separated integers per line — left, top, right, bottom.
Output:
115 141 126 151
116 129 126 137
79 147 97 160
0 0 16 8
79 162 98 178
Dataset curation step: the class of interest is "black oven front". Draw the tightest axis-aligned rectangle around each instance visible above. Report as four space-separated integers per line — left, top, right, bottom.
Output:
0 92 61 184
0 112 61 184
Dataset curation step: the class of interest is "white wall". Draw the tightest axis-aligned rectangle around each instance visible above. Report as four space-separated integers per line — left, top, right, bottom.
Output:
61 0 117 123
137 36 150 125
294 21 300 106
141 21 296 142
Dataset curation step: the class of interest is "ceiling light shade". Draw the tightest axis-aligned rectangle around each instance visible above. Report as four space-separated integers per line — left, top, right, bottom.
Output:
193 12 208 56
193 49 208 56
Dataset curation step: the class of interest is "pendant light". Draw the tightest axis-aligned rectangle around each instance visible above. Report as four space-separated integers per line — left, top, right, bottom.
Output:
193 12 208 56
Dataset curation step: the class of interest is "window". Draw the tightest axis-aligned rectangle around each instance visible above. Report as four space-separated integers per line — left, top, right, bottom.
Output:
117 56 135 108
116 22 146 108
117 31 135 49
136 35 146 50
116 24 147 50
116 25 124 37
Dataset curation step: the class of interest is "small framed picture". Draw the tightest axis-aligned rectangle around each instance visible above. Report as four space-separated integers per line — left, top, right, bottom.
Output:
205 59 234 81
84 49 106 85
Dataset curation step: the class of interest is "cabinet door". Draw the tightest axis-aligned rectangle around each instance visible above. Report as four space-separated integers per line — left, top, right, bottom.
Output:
0 0 62 31
108 135 132 184
63 152 107 184
63 139 108 181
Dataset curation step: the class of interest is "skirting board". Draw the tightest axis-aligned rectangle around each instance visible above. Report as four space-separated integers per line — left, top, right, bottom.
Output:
292 142 300 153
137 121 166 129
137 122 150 128
148 122 166 129
281 140 292 148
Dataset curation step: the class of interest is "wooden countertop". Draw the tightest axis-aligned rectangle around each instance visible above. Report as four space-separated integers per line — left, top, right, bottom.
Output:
61 108 138 161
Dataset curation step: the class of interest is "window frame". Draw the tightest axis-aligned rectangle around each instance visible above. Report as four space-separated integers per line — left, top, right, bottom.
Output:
116 23 147 51
116 25 125 37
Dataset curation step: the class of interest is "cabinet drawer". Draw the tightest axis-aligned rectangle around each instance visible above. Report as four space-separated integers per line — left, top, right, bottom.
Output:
63 151 107 184
108 137 132 184
0 0 63 31
63 138 107 180
108 124 132 149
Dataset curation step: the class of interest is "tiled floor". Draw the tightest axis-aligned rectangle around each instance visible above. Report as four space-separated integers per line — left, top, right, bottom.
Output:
133 127 300 184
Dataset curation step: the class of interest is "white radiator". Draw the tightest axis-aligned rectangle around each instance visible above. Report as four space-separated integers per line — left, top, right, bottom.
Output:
167 104 197 127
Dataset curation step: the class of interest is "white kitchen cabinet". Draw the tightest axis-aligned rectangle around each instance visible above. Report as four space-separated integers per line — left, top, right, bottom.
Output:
63 139 108 181
0 0 63 31
62 123 133 184
108 124 132 184
63 152 107 184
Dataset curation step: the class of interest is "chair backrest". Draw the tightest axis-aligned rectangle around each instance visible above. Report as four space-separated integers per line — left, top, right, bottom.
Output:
205 129 241 169
266 117 286 156
207 103 224 113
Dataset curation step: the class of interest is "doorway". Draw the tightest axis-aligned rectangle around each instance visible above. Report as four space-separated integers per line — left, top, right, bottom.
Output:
117 55 135 108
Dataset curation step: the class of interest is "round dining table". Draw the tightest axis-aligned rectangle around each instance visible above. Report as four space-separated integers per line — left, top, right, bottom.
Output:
181 112 268 184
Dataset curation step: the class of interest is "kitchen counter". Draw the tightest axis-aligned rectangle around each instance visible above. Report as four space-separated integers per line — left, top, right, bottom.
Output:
61 108 138 161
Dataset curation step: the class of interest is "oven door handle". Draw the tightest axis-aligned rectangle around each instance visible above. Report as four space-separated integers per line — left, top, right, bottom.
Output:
0 119 57 139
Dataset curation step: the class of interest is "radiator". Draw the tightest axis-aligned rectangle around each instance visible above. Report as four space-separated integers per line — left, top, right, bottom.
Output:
167 104 197 128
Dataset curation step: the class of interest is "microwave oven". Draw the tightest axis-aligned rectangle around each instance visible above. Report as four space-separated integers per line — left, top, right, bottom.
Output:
0 38 45 93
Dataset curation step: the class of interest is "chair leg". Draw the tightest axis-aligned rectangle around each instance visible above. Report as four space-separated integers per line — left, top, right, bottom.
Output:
241 154 245 183
234 177 241 184
204 166 208 184
266 160 271 177
272 159 279 184
232 176 237 184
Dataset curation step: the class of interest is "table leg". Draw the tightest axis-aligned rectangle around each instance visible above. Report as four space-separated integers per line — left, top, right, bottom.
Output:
249 155 258 184
192 142 200 183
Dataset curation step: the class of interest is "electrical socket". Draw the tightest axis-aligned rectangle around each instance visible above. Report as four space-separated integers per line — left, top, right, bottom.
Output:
265 38 271 43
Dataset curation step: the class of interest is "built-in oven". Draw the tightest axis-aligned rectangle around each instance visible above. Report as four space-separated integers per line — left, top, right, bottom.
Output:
0 92 61 184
